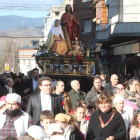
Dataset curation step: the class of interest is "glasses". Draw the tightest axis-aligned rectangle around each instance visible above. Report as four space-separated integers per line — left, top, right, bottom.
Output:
42 84 52 87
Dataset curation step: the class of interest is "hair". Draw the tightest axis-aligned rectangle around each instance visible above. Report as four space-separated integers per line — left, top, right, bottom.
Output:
38 76 52 86
97 93 112 104
40 110 54 121
93 76 102 82
56 80 64 87
4 137 18 140
113 87 120 95
100 71 107 75
74 105 85 129
77 100 87 106
5 78 12 85
18 136 32 140
32 68 39 73
129 78 138 85
87 100 96 110
131 111 140 128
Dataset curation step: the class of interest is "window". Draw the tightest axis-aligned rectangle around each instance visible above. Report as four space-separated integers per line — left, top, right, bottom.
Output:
106 5 109 22
84 19 92 32
30 42 33 47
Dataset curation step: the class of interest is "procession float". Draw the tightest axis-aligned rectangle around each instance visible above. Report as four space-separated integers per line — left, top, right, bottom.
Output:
34 5 97 90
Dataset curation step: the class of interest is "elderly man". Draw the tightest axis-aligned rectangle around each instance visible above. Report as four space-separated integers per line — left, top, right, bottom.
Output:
0 78 15 97
85 76 106 103
26 76 63 125
104 74 119 96
52 81 72 113
0 93 33 139
68 80 86 109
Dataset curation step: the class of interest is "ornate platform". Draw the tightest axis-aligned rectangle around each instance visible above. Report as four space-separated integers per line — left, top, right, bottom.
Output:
36 57 94 76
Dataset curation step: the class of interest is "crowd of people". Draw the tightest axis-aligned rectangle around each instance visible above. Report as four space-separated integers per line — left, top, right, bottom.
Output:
0 68 140 140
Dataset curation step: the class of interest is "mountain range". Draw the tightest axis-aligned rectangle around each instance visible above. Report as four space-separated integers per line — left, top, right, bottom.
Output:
0 15 44 31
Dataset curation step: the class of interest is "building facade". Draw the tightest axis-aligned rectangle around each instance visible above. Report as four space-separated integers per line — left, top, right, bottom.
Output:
91 0 140 76
19 40 40 75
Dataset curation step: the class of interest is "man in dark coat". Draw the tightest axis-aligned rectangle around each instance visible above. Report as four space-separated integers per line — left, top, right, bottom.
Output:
104 74 119 97
24 68 39 96
68 80 86 109
26 76 64 125
85 76 106 103
0 78 15 97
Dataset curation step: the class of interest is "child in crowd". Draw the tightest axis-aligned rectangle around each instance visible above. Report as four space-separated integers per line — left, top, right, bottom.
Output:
47 123 64 138
40 110 55 140
114 94 131 140
74 105 89 139
26 125 45 140
130 109 140 140
85 100 96 121
70 100 87 117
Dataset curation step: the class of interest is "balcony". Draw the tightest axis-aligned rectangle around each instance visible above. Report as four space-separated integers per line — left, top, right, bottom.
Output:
95 13 140 42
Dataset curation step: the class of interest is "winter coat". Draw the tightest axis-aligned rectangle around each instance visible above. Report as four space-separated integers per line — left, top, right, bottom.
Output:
68 89 86 109
85 86 106 103
86 109 126 140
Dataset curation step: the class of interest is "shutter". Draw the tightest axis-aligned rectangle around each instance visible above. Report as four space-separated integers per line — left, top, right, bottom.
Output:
84 19 92 32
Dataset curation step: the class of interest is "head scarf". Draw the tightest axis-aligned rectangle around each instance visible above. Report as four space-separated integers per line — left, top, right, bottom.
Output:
49 19 65 40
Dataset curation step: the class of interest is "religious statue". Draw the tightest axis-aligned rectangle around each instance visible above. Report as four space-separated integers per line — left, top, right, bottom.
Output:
45 19 68 55
68 39 82 56
61 5 79 51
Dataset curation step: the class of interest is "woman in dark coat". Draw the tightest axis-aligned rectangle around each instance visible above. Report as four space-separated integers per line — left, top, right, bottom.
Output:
86 93 126 140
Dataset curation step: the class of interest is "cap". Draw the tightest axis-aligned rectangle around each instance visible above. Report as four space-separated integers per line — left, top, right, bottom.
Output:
55 113 71 122
114 94 124 105
6 93 21 103
27 125 45 140
47 123 64 136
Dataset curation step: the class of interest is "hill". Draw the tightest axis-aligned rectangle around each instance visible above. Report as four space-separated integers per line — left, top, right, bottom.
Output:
0 15 44 31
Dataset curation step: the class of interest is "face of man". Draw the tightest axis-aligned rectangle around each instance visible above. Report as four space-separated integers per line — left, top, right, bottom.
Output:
32 70 39 80
56 82 65 94
6 101 19 110
66 5 71 12
100 75 106 81
94 79 102 90
129 81 138 92
39 80 52 94
116 84 124 91
5 101 20 117
8 79 14 88
110 75 119 86
72 81 80 91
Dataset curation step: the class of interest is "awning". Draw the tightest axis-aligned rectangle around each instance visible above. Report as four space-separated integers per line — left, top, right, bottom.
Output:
122 56 140 67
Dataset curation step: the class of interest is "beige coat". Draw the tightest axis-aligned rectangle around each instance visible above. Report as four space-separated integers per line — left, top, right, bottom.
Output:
80 119 89 139
130 125 139 140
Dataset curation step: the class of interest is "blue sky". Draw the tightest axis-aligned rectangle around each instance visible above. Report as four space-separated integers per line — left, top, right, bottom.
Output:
0 0 62 18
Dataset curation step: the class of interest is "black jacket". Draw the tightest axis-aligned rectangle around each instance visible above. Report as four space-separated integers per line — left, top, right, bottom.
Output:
0 86 15 97
26 92 64 125
86 109 126 140
24 78 33 96
104 83 115 97
70 128 84 140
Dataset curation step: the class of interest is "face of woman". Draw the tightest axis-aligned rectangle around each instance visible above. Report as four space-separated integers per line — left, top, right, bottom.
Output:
55 21 60 27
99 102 111 113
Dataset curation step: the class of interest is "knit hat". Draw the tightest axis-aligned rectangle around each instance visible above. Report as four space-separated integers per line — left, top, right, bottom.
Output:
113 94 124 105
55 113 71 122
6 93 21 103
47 123 64 136
27 125 45 140
50 135 67 140
0 96 6 108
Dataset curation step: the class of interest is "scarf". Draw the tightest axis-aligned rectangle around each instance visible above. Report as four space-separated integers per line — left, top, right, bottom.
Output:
5 85 12 93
